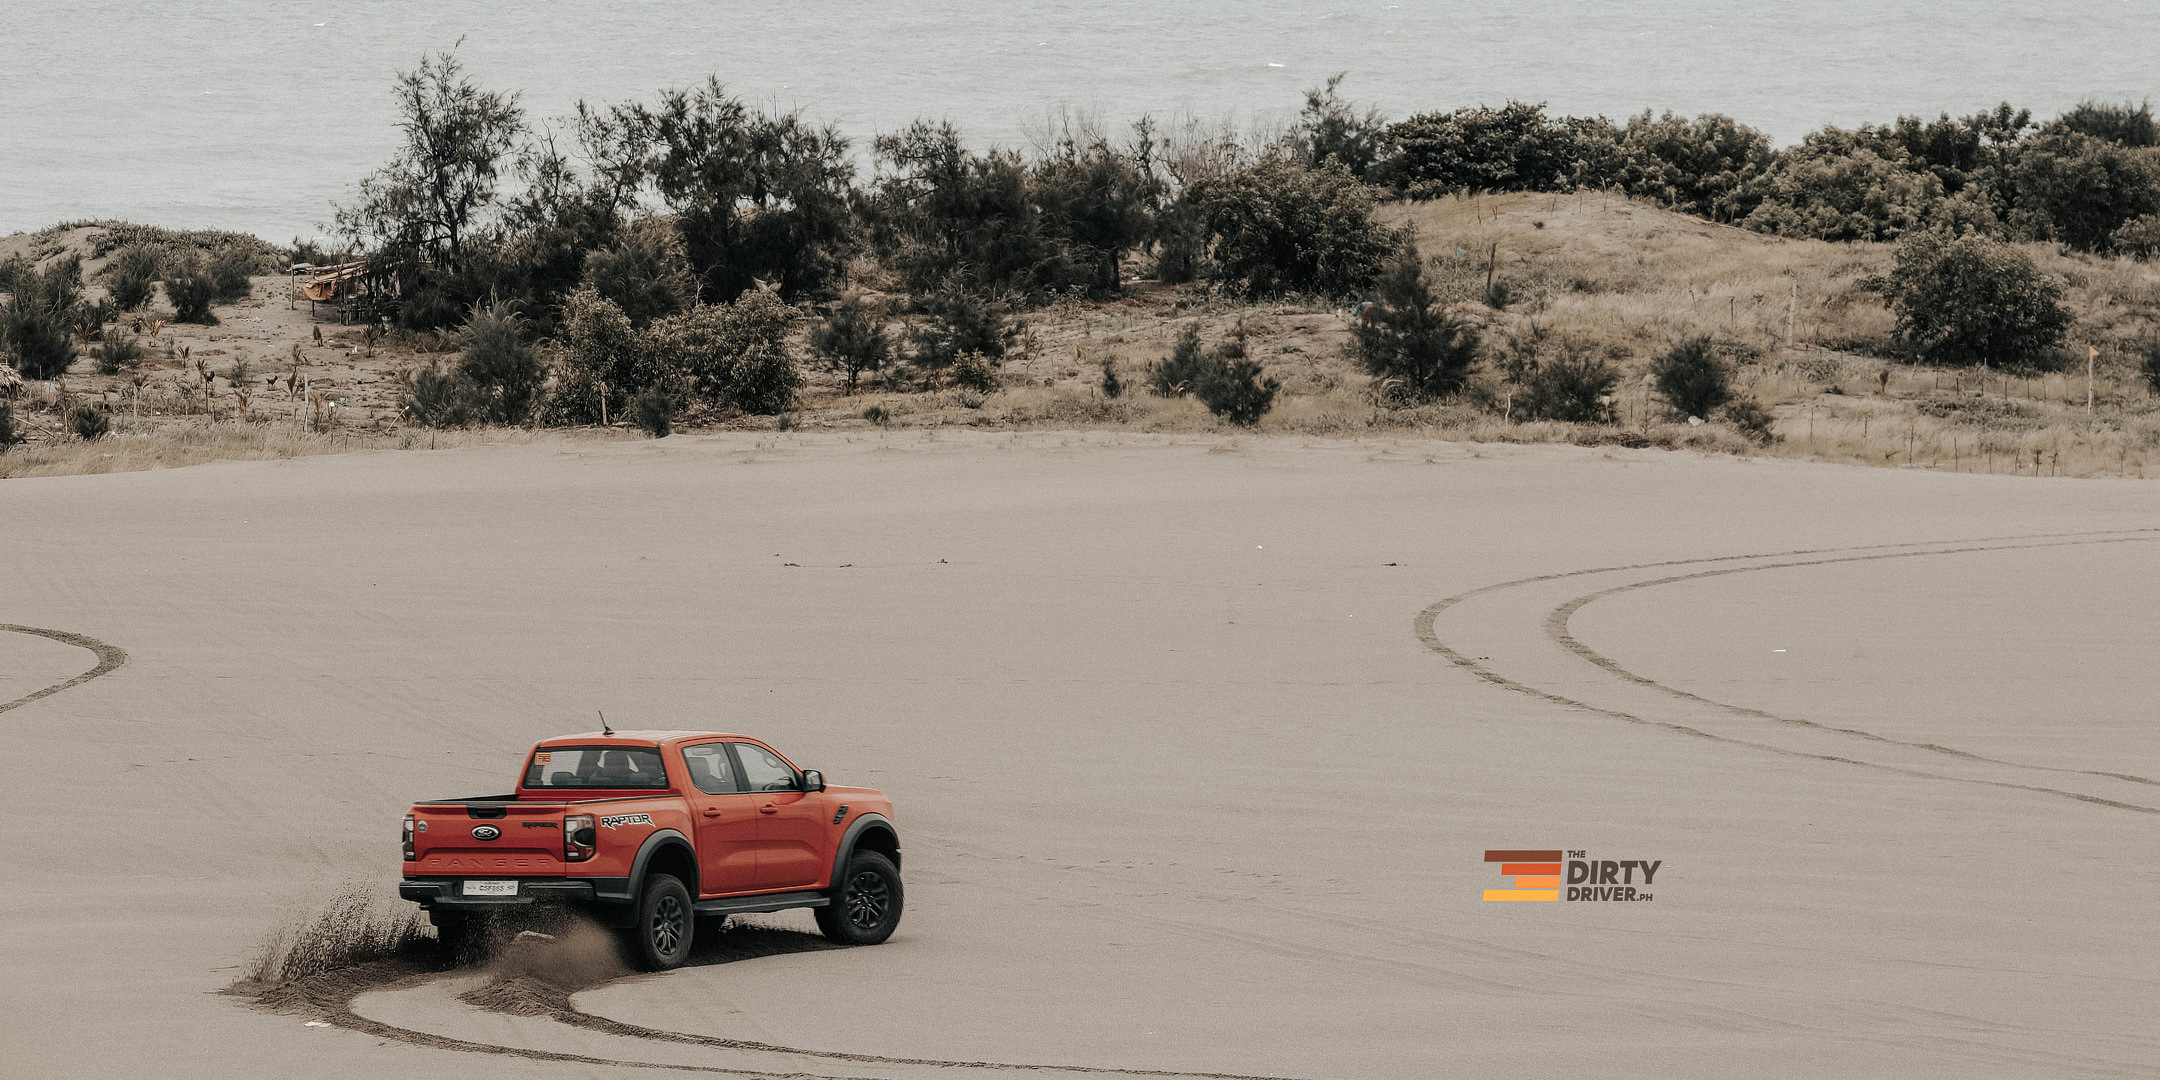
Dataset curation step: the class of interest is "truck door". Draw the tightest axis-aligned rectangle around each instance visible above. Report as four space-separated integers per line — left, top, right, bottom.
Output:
729 741 829 890
680 742 759 896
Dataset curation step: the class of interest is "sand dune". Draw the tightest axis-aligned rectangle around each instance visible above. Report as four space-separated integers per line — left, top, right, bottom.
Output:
4 431 2154 1078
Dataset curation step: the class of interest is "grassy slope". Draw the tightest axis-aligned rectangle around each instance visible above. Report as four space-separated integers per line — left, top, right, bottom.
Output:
6 196 2160 479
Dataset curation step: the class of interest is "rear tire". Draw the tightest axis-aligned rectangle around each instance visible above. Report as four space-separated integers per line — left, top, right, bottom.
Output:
429 910 476 966
623 874 694 971
816 851 903 945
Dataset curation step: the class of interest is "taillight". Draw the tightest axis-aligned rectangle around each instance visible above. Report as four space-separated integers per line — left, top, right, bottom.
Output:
565 815 596 862
402 815 416 861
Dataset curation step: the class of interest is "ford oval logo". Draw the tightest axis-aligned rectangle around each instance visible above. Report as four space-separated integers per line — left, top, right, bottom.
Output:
471 825 501 841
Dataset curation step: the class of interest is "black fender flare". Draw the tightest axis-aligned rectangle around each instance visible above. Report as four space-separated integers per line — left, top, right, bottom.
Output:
829 812 900 888
604 829 697 907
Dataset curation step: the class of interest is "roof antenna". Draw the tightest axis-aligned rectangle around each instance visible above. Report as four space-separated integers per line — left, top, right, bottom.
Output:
598 710 614 737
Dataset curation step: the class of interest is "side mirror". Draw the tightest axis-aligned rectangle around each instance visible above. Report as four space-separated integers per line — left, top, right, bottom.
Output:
801 769 826 793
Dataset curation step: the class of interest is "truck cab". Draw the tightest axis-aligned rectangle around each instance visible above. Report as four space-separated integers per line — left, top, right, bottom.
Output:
399 730 901 969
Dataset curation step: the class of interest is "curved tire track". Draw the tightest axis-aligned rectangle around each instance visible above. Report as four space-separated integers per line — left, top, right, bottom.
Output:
1415 529 2160 815
0 623 128 714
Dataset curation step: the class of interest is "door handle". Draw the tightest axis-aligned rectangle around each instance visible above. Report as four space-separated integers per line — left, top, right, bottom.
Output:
702 808 725 817
759 804 779 815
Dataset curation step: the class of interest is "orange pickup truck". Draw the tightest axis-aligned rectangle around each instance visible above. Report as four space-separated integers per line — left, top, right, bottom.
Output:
399 730 901 969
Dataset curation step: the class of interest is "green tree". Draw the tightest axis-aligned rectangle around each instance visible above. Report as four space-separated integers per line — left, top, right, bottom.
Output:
456 301 544 423
1184 158 1397 298
1882 231 2070 367
1651 338 1733 419
1296 73 1389 179
578 219 697 326
2008 132 2160 252
907 284 1016 373
1615 111 1775 222
808 293 891 393
645 291 802 413
1353 243 1480 402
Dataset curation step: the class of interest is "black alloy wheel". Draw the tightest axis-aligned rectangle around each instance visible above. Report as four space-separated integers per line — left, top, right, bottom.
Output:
816 851 903 945
628 873 694 970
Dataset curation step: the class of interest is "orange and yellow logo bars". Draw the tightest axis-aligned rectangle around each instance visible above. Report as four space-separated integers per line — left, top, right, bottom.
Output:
1483 849 1563 901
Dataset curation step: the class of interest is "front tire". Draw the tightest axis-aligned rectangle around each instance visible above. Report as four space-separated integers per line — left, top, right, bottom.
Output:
624 874 694 970
816 851 903 945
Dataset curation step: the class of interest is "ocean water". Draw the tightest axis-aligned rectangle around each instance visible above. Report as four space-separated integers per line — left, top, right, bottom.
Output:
2 1 2155 241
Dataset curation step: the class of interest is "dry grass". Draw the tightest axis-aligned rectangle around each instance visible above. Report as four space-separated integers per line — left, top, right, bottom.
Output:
9 196 2160 479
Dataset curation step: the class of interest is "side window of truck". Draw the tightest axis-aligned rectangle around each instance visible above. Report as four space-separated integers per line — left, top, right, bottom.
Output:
730 743 800 792
682 744 742 794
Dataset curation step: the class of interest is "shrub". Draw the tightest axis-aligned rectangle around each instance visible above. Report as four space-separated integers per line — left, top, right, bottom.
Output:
1615 111 1775 222
1296 73 1389 179
20 254 86 317
2113 213 2160 259
872 120 1082 297
1150 324 1212 395
2048 100 2159 147
105 244 161 310
1192 356 1280 426
1651 338 1733 419
401 359 477 428
949 351 999 393
1184 158 1398 298
208 248 257 302
92 334 143 375
644 290 801 413
72 404 110 440
1099 356 1123 398
632 389 673 436
1353 244 1480 403
543 286 654 424
456 301 544 423
579 220 697 326
1739 135 1942 242
1721 398 1778 443
907 285 1015 372
0 402 22 451
808 293 891 393
861 403 891 426
1881 230 2071 367
1379 101 1620 196
1517 349 1619 422
1029 123 1159 295
1 297 76 379
2008 132 2160 251
166 257 219 323
2139 341 2160 395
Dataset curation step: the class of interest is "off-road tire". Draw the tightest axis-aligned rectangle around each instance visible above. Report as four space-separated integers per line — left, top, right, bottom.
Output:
624 874 694 971
816 851 903 945
430 910 478 966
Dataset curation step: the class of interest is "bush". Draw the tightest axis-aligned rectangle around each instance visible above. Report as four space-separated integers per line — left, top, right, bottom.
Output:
1651 338 1733 419
644 290 802 413
208 248 257 302
1721 398 1778 443
1616 111 1774 222
1353 244 1480 403
1192 356 1280 426
166 257 219 323
105 244 160 310
92 334 143 375
2048 100 2159 147
907 285 1015 372
1 297 76 379
1739 135 1942 242
72 404 110 440
1150 324 1212 395
401 359 478 428
1881 231 2071 367
1184 158 1398 298
579 220 697 326
1380 101 1620 196
456 301 544 423
1099 355 1123 398
2008 132 2160 252
2112 213 2160 259
1296 73 1389 179
543 287 656 424
0 403 22 451
1517 349 1619 422
949 351 999 393
2139 341 2160 395
808 293 891 393
632 389 673 437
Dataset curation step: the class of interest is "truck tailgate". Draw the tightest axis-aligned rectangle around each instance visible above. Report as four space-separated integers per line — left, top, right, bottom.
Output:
410 801 569 876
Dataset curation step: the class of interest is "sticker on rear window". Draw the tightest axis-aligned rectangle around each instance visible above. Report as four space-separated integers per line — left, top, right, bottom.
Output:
600 813 654 829
535 752 552 765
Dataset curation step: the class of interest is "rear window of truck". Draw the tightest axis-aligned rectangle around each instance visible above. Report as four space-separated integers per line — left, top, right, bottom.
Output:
524 746 670 788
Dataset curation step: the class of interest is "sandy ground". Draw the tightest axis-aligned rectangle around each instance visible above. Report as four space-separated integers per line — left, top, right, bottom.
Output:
3 431 2157 1078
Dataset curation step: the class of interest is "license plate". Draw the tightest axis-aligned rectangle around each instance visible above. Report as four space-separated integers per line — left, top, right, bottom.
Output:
462 879 518 897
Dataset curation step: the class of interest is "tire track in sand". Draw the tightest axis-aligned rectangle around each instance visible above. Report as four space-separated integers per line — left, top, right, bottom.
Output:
0 623 128 714
1415 529 2160 815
